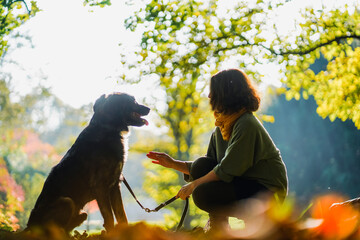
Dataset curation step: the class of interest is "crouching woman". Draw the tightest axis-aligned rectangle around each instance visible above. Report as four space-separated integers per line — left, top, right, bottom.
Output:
147 69 288 231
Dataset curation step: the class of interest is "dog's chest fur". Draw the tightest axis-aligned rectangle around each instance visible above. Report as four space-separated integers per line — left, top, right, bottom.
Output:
79 125 126 186
43 125 127 203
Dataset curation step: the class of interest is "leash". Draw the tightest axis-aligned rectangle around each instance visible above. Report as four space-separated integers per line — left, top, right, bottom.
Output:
122 176 189 231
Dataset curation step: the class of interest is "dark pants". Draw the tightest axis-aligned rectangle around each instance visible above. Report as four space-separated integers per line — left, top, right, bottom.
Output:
191 157 269 218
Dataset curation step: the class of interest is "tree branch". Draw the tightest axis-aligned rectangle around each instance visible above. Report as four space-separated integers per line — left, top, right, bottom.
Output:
270 35 360 56
7 0 31 13
210 33 360 57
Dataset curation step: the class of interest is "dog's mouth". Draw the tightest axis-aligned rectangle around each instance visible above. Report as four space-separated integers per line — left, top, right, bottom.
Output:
132 112 149 126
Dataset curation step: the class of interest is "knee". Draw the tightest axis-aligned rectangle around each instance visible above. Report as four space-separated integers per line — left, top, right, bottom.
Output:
67 212 87 231
190 157 217 180
192 184 213 213
53 197 75 227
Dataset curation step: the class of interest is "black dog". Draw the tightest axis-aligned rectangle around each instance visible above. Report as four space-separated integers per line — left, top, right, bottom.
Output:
26 92 150 232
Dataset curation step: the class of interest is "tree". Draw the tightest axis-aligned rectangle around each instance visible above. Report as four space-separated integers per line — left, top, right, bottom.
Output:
83 0 111 8
119 0 282 228
266 5 360 129
0 0 39 59
8 130 62 228
120 0 360 129
0 78 46 230
0 157 24 231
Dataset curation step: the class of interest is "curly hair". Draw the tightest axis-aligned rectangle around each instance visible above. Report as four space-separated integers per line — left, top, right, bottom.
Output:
209 69 260 114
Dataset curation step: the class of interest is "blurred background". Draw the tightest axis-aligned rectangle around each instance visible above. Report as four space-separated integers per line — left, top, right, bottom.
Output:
1 0 359 232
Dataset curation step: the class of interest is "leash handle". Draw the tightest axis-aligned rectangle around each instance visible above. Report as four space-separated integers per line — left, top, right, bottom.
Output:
154 196 177 212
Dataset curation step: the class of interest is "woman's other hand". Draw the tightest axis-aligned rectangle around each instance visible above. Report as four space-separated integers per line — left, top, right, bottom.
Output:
176 182 197 200
176 171 220 200
147 151 175 169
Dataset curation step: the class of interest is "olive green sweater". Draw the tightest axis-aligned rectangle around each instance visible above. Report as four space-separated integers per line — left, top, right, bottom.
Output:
188 112 288 200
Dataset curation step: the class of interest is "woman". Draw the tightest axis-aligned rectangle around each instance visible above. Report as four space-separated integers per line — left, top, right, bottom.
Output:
147 69 288 231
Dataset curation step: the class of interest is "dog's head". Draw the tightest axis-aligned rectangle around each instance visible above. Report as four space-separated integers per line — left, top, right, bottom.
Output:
92 92 150 131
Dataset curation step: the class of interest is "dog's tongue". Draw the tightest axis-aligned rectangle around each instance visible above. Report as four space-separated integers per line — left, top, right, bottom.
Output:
143 119 149 126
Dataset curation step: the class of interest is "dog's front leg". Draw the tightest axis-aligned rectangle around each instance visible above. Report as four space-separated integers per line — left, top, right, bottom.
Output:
96 193 115 231
110 184 128 225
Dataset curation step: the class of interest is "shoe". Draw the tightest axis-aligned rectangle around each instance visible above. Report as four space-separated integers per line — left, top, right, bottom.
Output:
203 215 229 234
203 219 211 233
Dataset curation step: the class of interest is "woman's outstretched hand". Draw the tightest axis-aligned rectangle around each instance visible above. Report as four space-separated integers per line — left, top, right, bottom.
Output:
147 151 175 169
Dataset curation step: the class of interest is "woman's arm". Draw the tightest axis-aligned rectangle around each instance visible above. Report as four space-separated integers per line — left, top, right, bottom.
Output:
176 170 219 200
147 151 221 199
146 151 190 174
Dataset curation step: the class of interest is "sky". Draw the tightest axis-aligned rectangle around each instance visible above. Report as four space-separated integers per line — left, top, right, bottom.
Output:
5 0 147 108
3 0 355 110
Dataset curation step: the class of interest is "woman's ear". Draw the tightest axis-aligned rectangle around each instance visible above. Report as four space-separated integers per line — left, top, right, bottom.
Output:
93 94 106 113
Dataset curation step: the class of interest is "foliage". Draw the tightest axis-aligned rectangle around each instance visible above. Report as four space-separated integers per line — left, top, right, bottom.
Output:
263 91 360 205
0 79 30 128
122 0 284 158
119 0 360 129
83 0 111 8
5 115 90 229
8 130 62 228
0 157 24 231
36 97 92 154
1 73 91 229
0 79 42 230
0 0 39 59
123 0 283 82
269 4 360 129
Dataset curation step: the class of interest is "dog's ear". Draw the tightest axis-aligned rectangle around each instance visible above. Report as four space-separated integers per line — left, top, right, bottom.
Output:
93 94 107 113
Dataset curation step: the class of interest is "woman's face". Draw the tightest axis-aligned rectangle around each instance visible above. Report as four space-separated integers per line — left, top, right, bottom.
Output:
208 81 213 99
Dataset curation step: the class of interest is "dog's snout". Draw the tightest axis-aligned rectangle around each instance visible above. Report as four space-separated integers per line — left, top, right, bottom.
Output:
139 105 150 115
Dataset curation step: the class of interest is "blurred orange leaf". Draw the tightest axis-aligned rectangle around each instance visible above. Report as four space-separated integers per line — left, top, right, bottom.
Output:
311 194 359 239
